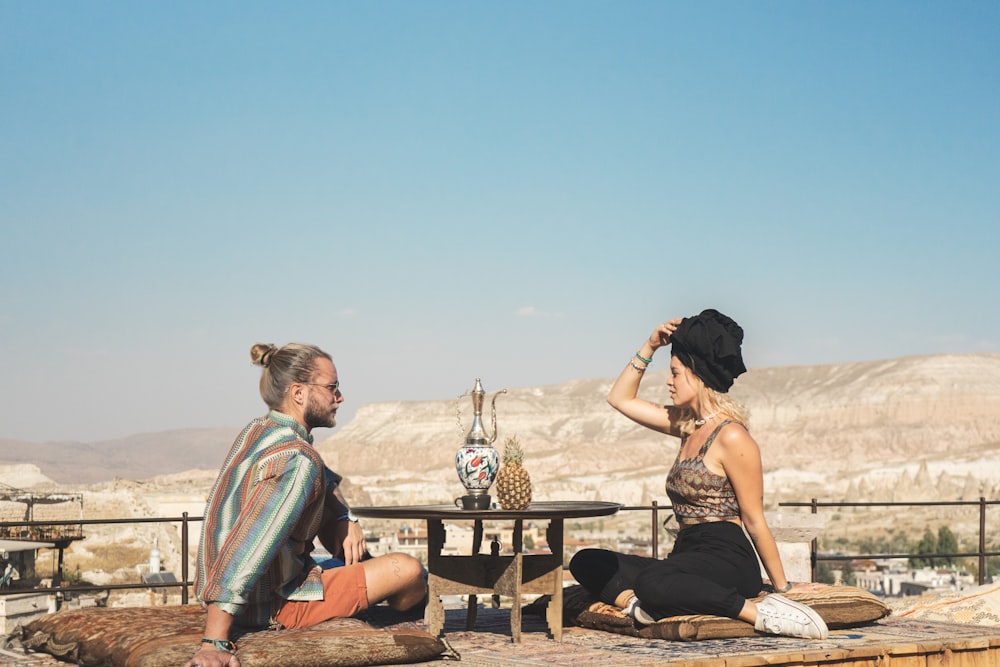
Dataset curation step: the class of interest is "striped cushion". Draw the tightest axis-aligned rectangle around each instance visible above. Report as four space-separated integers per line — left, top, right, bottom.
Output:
574 584 890 641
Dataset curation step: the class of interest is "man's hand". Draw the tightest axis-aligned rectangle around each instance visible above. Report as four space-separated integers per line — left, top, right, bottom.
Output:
184 645 241 667
340 520 366 565
188 606 239 667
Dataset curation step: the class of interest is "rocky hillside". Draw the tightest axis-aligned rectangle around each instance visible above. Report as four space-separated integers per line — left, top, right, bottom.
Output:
2 353 999 508
3 353 999 585
0 428 239 485
316 353 1000 508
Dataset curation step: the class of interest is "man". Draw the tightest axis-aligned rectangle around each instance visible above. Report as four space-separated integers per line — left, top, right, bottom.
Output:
186 343 426 667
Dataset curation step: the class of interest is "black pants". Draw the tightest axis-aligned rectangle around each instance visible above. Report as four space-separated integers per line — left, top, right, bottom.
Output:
568 521 762 619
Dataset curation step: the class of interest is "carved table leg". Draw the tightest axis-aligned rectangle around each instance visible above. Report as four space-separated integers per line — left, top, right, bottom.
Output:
547 518 564 640
426 519 447 637
490 533 501 608
466 519 484 629
425 574 446 637
496 551 524 643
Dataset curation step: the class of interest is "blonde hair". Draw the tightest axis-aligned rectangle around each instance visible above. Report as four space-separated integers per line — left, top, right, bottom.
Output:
250 342 331 410
674 365 750 436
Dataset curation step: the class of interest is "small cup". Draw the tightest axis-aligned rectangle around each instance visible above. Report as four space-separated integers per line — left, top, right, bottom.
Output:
454 494 492 510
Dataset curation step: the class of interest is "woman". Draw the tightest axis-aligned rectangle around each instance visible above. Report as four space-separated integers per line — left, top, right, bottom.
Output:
569 309 828 639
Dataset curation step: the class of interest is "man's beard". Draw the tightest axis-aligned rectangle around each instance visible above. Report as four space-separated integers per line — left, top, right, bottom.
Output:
304 396 336 430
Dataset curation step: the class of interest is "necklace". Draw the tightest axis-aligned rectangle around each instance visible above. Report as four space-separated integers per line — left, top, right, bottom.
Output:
694 410 720 427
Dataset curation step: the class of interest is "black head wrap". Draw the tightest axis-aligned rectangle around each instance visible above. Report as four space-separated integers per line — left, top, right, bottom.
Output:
670 308 747 393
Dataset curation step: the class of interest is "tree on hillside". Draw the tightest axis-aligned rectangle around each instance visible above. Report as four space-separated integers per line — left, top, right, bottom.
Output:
816 561 836 585
857 535 879 554
937 526 959 566
910 528 938 568
986 553 1000 581
887 529 911 554
840 559 857 587
967 539 1000 581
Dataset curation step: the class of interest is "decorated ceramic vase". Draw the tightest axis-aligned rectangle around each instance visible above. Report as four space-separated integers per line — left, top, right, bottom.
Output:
455 378 504 497
455 443 500 495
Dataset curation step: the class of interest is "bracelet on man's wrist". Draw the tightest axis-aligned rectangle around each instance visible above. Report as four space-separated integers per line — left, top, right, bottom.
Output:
201 638 237 654
337 510 359 523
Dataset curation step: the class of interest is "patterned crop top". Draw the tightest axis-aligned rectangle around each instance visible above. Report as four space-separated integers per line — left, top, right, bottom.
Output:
665 420 741 524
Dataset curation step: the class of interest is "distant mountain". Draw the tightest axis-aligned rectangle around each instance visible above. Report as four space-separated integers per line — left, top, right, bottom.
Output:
4 353 997 584
314 353 1000 507
0 428 239 485
2 354 999 503
4 352 997 603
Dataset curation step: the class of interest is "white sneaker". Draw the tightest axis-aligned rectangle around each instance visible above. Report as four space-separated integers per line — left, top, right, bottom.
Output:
754 594 828 639
623 595 658 625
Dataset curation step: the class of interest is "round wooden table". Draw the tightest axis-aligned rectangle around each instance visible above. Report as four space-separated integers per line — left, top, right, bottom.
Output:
352 501 622 642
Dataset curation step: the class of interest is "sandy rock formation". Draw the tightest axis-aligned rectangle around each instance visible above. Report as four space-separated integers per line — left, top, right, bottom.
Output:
2 353 999 576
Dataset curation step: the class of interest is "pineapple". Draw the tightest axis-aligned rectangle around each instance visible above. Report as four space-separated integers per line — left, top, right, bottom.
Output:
495 436 533 510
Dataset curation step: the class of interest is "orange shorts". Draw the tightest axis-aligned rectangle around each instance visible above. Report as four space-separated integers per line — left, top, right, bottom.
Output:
274 563 369 629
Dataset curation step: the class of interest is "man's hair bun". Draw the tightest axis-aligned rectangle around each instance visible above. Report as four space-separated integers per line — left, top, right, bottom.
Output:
250 343 278 367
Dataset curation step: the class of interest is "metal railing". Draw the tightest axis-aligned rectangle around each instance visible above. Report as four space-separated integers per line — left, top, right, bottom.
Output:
2 497 997 601
0 524 84 542
0 514 198 603
781 498 1000 586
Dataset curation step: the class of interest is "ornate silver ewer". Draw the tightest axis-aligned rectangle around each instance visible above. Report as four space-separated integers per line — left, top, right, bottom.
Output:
454 378 506 509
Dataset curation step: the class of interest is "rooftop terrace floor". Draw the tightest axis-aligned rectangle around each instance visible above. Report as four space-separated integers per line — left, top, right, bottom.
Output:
421 607 999 667
3 605 998 667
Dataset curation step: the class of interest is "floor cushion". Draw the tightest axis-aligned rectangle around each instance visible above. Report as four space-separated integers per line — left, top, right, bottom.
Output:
557 583 890 641
7 605 457 667
893 581 1000 626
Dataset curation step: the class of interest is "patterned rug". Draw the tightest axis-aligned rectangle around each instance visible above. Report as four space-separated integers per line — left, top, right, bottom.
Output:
384 604 1000 667
5 599 1000 667
891 581 1000 626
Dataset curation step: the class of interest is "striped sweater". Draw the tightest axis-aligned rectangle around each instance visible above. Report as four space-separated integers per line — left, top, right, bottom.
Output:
194 410 334 628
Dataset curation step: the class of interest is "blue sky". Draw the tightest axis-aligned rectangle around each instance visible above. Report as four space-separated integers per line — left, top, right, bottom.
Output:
2 2 997 443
